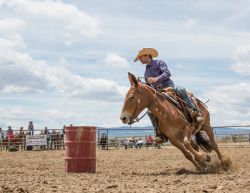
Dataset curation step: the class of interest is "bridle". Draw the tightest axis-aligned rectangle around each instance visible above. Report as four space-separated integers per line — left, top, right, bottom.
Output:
128 86 157 125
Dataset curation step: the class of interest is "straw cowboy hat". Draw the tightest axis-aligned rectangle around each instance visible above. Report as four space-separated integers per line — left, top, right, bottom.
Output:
134 48 158 62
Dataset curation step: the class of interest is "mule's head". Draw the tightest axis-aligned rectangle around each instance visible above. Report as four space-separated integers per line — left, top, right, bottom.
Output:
120 72 150 125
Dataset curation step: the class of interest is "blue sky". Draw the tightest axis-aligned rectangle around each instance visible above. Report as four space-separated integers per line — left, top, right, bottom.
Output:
0 0 250 130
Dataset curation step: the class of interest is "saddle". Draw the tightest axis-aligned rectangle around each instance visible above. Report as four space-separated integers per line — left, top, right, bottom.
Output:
161 87 202 126
151 86 205 144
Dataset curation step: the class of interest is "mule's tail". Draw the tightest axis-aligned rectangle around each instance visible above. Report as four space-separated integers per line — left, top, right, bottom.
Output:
195 131 212 152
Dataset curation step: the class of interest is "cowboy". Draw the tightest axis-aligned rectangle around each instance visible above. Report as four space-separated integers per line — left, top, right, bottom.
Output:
0 127 4 142
19 127 25 135
134 48 204 142
28 121 34 135
6 126 13 140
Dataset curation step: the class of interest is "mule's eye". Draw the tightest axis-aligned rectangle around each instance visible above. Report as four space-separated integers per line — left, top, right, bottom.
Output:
129 95 134 100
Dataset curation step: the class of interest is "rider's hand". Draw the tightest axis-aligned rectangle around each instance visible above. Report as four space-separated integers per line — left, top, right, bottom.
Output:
147 77 158 84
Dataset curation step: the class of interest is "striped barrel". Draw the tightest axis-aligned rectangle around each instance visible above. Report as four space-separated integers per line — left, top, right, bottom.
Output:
65 126 96 173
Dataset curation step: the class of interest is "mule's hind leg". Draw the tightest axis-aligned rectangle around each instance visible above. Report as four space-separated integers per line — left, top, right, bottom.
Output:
203 125 223 162
171 139 205 172
202 125 232 170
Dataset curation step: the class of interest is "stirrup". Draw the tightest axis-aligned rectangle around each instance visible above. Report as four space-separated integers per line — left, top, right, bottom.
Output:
195 115 204 123
189 109 203 123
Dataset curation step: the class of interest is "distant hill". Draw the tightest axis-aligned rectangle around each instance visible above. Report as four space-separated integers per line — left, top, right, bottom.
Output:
97 126 250 137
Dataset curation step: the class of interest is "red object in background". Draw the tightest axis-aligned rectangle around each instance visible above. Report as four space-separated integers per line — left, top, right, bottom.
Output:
65 126 96 173
146 135 153 144
7 130 13 140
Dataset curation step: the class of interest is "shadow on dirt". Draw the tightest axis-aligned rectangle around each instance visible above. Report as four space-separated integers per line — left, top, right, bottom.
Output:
128 170 172 176
176 168 197 175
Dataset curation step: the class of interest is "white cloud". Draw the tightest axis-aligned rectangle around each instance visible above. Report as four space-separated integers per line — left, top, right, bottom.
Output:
0 106 86 129
231 44 250 75
104 53 129 68
0 18 26 32
183 18 198 30
0 18 26 49
204 82 250 126
0 47 128 101
0 35 25 50
0 97 128 129
0 0 101 44
2 85 31 93
175 63 184 69
0 18 127 102
1 0 250 128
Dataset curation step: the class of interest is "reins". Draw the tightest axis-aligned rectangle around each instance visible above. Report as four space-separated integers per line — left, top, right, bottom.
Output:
128 83 187 126
129 87 157 125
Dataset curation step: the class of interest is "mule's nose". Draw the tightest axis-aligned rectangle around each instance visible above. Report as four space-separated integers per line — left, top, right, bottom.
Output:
120 115 127 123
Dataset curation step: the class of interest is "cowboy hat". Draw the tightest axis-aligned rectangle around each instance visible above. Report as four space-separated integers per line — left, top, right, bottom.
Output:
134 48 158 62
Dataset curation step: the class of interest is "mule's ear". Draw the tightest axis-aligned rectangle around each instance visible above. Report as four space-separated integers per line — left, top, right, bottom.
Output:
128 72 138 87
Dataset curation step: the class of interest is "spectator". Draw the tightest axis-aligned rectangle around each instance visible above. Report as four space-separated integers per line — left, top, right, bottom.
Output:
231 134 237 143
131 137 136 148
136 137 144 149
62 125 65 150
6 126 13 140
123 138 129 149
128 137 140 149
28 121 34 135
62 125 66 135
146 135 154 147
99 133 107 150
0 127 4 142
44 127 50 149
19 127 25 135
0 127 3 150
44 126 49 135
127 137 135 148
18 127 26 150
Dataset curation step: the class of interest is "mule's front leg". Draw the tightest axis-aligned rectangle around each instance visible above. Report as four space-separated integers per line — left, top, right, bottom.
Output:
182 127 210 164
171 140 205 172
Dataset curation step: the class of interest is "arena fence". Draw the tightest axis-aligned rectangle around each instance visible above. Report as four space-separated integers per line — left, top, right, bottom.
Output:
0 129 64 152
0 126 249 151
97 125 250 150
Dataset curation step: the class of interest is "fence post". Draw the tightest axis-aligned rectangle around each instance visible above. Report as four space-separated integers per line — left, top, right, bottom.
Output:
97 130 100 149
106 129 109 150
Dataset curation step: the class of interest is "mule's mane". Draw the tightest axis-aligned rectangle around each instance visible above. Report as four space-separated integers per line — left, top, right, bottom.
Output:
138 82 188 122
139 82 165 100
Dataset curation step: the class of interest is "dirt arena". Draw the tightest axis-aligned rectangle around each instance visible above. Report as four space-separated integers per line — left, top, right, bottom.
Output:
0 145 250 193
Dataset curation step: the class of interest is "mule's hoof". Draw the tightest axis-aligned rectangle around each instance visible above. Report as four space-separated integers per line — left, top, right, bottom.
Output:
197 160 207 168
206 154 211 162
221 158 232 171
197 165 206 173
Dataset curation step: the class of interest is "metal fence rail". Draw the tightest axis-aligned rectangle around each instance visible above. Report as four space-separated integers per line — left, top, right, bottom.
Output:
97 126 250 150
0 126 249 151
0 129 64 151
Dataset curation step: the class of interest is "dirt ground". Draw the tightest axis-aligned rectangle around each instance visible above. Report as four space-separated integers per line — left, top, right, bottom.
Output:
0 144 250 193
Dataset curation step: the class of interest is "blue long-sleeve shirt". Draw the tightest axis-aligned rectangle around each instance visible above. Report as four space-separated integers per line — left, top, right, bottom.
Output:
144 59 174 89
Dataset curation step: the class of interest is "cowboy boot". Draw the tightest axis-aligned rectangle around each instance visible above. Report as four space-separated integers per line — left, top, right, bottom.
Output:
154 136 163 143
189 108 204 123
154 132 168 144
153 127 162 143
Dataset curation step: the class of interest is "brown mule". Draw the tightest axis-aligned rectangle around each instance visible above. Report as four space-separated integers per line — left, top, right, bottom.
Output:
120 72 226 172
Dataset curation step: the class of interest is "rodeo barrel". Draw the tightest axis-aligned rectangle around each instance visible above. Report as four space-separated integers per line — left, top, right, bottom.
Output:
65 126 96 173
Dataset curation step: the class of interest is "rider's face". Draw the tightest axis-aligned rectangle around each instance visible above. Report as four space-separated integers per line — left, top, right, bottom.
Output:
139 55 150 64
